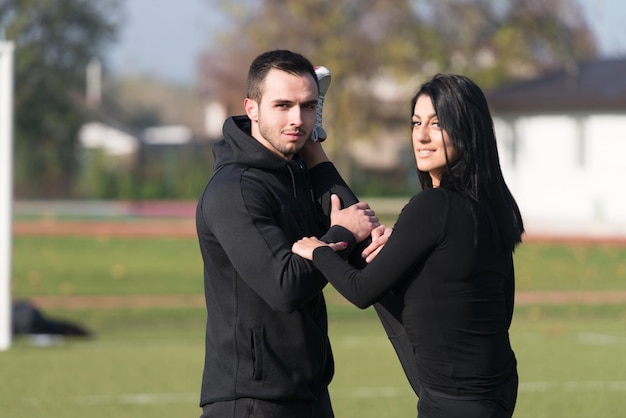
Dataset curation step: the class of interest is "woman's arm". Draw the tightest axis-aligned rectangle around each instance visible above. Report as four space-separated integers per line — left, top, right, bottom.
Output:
293 189 448 308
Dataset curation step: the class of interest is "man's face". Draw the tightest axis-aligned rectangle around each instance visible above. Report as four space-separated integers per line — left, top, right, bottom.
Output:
245 69 318 159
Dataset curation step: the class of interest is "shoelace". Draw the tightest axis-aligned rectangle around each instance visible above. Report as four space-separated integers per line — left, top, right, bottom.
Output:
316 93 325 129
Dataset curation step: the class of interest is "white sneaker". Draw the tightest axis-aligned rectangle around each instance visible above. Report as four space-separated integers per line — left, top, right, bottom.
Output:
312 66 331 142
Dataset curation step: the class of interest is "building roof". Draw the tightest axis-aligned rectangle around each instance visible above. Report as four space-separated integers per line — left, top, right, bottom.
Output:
487 57 626 112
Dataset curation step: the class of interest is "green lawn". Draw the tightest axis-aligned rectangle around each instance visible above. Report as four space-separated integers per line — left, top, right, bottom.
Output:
12 237 626 298
514 243 626 291
4 235 626 417
2 304 625 418
11 236 203 296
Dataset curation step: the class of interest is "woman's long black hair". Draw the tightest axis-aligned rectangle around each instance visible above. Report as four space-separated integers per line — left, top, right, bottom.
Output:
412 74 524 251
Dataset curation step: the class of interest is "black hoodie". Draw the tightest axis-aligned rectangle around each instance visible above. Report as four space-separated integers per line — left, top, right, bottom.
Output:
196 116 356 406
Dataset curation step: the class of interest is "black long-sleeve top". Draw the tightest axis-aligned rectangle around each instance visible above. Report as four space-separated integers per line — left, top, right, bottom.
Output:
312 187 517 398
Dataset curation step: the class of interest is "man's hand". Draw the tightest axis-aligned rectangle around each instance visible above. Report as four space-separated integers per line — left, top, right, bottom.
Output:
330 194 379 242
292 237 347 260
361 224 393 263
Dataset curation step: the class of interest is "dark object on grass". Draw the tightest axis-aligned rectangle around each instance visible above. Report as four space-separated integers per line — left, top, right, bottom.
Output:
11 300 91 337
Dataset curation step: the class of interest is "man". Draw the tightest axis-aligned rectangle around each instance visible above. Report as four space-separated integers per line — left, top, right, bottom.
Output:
196 49 379 417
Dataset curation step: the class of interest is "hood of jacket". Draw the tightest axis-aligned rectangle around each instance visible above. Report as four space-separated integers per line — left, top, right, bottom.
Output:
212 115 305 174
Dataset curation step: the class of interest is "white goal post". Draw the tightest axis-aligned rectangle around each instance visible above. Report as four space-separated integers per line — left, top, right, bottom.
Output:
0 41 15 351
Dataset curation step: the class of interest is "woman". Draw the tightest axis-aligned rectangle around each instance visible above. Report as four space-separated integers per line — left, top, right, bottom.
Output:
293 74 524 418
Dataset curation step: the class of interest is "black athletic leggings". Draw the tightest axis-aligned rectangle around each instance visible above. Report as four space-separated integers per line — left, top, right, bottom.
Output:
416 371 518 418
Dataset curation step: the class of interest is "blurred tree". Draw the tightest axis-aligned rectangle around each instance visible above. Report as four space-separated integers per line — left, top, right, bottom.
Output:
0 0 122 197
199 0 429 176
198 0 597 189
425 0 597 87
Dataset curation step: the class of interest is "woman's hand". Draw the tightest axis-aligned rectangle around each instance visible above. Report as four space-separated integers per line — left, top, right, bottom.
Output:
361 224 393 263
292 237 347 261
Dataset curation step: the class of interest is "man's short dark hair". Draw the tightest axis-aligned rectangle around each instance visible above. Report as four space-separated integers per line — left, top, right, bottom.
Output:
247 50 318 103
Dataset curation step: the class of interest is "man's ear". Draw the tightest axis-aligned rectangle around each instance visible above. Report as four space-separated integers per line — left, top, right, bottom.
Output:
244 98 258 122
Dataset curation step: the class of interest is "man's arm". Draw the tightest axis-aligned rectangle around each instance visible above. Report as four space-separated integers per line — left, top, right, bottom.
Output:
199 172 328 313
300 139 389 264
199 168 376 313
308 161 378 269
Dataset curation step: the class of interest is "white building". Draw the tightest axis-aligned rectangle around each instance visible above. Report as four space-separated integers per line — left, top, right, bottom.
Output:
488 57 626 239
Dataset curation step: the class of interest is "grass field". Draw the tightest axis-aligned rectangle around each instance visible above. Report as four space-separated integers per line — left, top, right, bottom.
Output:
4 234 626 417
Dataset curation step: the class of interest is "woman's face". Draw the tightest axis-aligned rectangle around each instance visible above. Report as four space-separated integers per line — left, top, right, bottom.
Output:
411 94 459 187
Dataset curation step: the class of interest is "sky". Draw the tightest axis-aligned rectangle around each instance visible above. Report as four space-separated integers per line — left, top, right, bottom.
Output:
106 0 626 86
107 0 220 85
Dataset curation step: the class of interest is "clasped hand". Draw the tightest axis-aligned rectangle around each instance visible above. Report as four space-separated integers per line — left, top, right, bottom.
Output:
330 194 378 242
292 195 393 262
